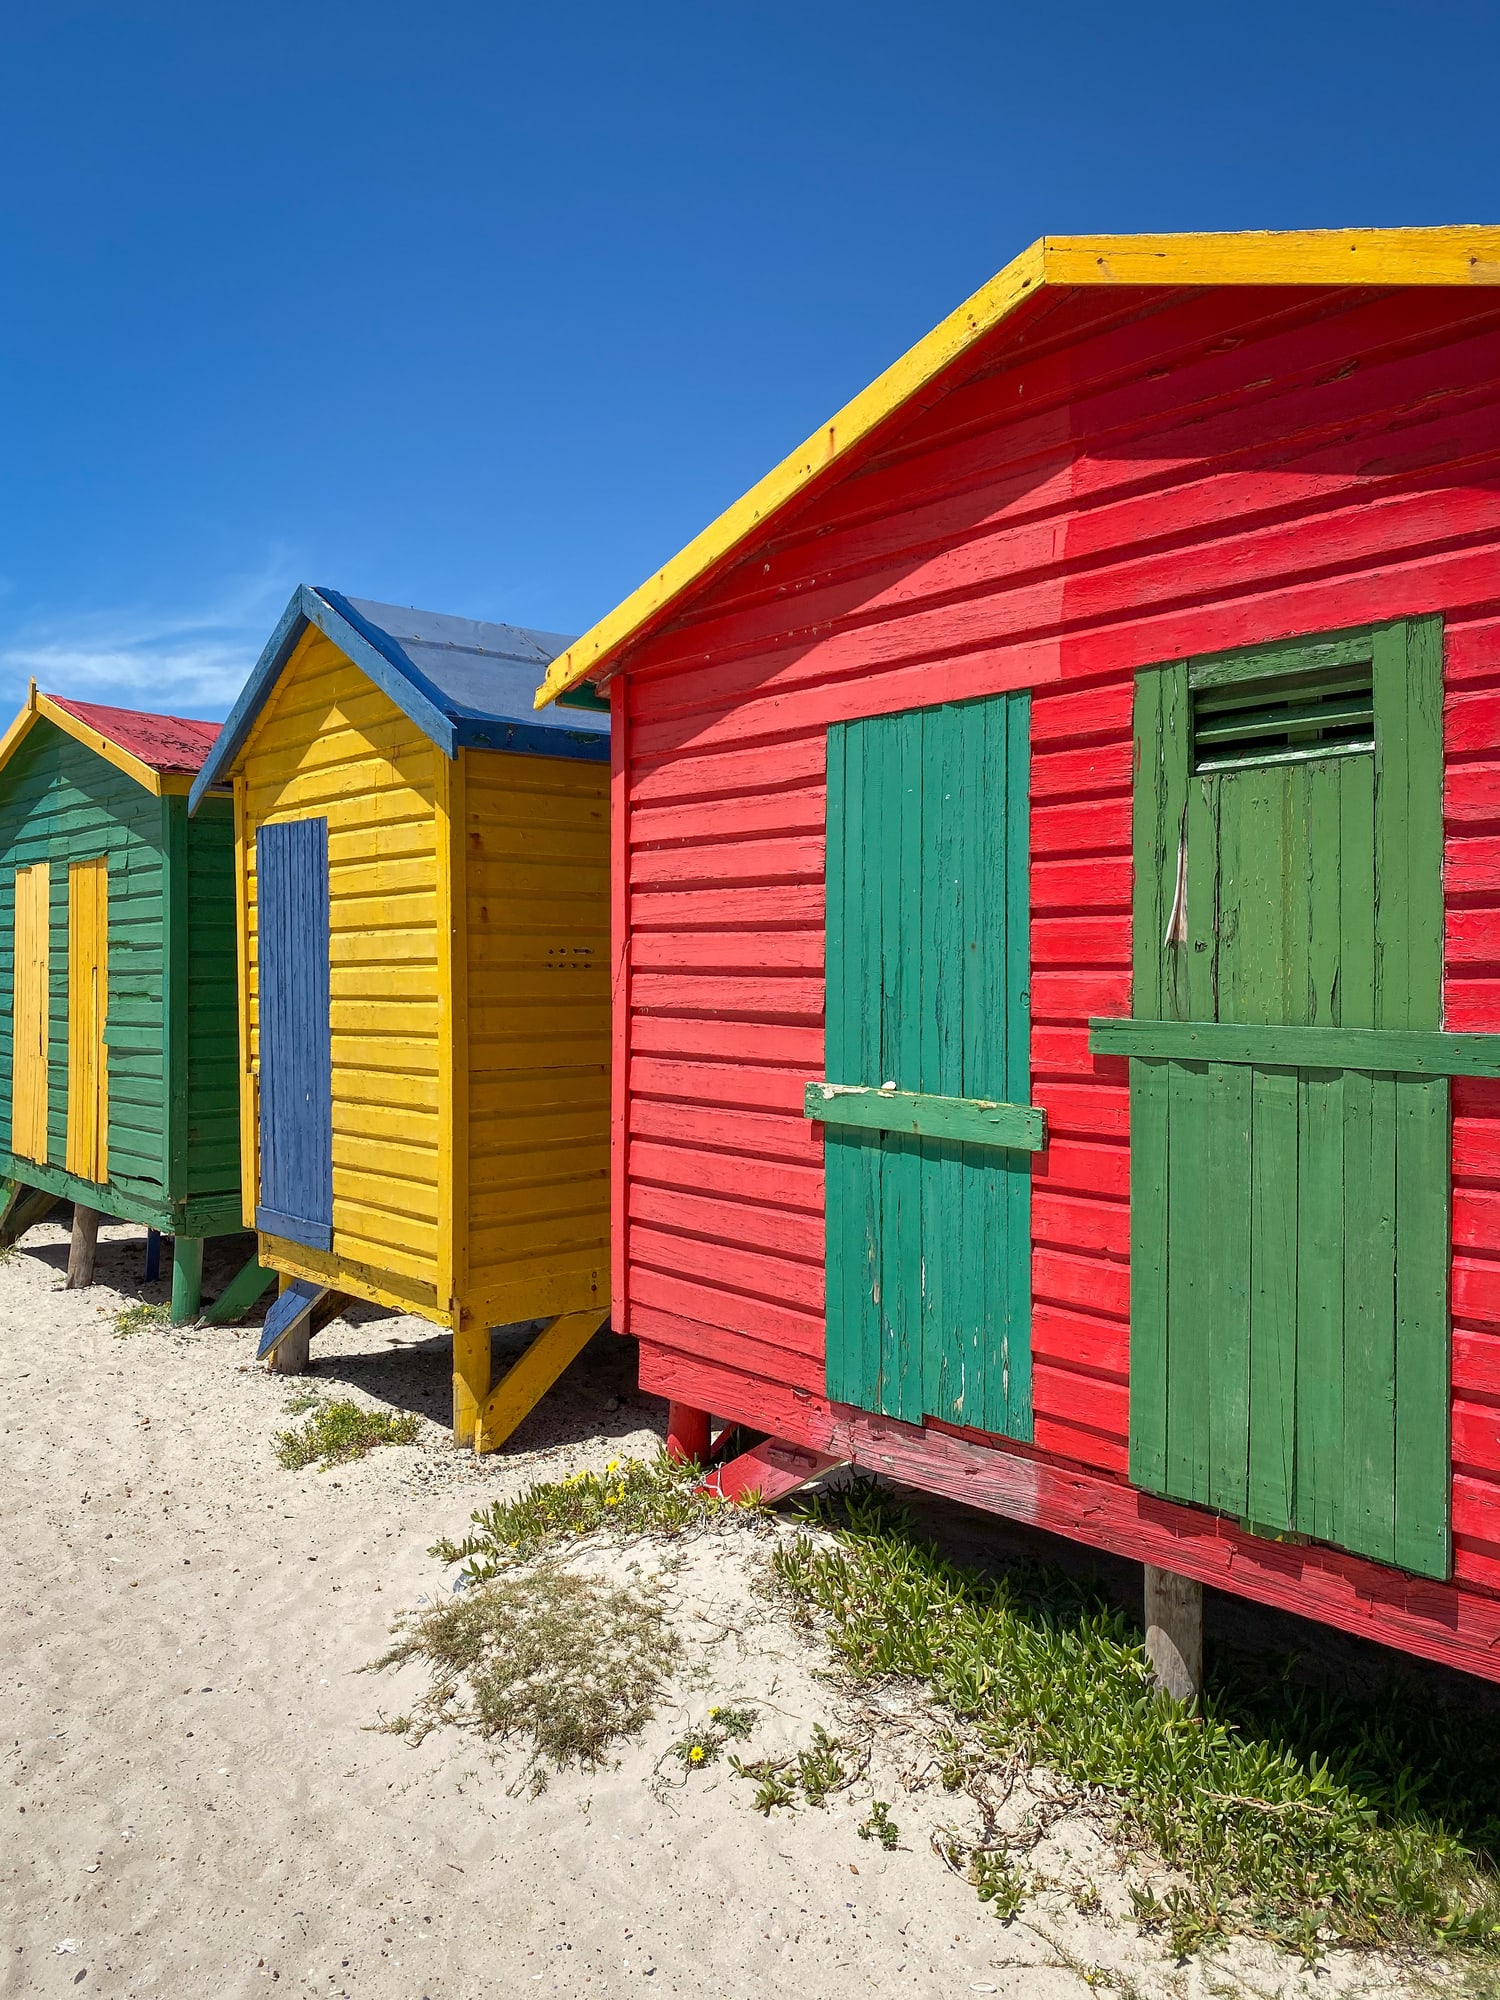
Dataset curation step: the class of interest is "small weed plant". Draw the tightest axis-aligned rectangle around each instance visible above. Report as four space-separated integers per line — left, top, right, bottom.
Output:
778 1480 1500 1958
113 1300 172 1339
669 1704 758 1771
732 1726 860 1815
858 1800 900 1850
369 1568 679 1792
276 1397 420 1470
432 1452 753 1577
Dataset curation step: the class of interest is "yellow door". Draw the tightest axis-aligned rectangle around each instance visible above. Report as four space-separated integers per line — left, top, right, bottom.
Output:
66 856 108 1184
11 863 50 1164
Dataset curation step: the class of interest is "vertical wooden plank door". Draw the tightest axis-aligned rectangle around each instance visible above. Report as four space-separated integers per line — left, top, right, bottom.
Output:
255 818 334 1250
11 862 49 1164
65 855 109 1184
1128 618 1450 1578
821 692 1035 1441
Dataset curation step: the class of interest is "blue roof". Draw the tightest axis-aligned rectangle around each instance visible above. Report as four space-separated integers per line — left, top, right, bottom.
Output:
189 586 608 811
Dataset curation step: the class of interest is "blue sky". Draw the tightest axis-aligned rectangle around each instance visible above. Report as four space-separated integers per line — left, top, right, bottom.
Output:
2 0 1496 720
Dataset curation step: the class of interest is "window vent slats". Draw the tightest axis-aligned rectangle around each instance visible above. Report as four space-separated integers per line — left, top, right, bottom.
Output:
1192 664 1374 774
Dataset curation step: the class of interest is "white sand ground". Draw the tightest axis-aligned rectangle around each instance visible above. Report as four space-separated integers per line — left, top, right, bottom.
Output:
0 1220 1466 2000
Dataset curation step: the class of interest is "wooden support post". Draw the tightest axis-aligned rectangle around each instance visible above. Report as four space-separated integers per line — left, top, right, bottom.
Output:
144 1229 162 1283
66 1205 101 1289
1144 1564 1203 1703
170 1237 204 1325
267 1317 312 1374
452 1319 491 1448
474 1309 610 1456
666 1401 712 1466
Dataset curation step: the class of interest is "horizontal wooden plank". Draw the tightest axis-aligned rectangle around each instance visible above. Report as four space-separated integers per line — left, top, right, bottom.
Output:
1089 1017 1500 1075
804 1081 1045 1150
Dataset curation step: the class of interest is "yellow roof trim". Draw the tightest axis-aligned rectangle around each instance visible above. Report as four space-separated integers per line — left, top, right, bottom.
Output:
535 224 1500 707
0 686 179 796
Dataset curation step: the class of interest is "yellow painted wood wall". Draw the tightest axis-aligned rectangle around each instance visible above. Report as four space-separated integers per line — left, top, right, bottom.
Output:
65 855 108 1184
239 629 446 1317
460 748 610 1326
11 861 49 1164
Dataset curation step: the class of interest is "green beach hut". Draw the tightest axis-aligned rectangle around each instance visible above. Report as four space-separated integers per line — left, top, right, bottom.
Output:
0 684 259 1320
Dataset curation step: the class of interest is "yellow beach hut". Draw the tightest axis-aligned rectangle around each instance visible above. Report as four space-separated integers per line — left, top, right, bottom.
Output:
189 587 611 1449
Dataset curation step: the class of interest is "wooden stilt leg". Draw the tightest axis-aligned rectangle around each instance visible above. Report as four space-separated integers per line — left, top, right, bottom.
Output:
1144 1564 1203 1702
666 1402 712 1466
170 1237 204 1324
267 1317 312 1374
144 1229 162 1282
66 1205 101 1289
453 1319 491 1447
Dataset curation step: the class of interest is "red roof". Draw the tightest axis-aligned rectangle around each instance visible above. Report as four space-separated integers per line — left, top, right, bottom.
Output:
47 695 223 775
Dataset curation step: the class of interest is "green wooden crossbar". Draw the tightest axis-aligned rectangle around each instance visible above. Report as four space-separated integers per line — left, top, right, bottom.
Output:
1089 1018 1500 1078
804 1081 1046 1150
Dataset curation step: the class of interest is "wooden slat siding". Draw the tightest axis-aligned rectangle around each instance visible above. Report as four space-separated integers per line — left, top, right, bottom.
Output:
617 285 1500 1544
462 746 610 1326
0 725 167 1205
241 630 444 1301
181 799 241 1196
1445 606 1500 1596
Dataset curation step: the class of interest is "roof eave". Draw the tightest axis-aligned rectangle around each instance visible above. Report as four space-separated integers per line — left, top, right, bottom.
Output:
533 224 1500 708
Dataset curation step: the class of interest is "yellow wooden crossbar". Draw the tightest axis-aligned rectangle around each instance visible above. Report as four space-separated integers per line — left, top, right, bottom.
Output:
472 1307 610 1456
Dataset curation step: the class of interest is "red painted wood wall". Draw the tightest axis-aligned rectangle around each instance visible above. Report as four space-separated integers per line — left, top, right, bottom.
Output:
610 280 1500 1611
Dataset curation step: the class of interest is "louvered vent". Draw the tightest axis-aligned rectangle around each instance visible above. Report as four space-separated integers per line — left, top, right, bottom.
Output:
1192 664 1374 774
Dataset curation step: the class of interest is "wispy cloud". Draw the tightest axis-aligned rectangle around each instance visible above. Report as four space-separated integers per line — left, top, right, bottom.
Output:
0 563 295 720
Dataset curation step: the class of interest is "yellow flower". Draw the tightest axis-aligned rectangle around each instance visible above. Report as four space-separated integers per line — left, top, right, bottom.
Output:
606 1459 620 1472
605 1494 620 1507
689 1746 705 1764
709 1707 720 1719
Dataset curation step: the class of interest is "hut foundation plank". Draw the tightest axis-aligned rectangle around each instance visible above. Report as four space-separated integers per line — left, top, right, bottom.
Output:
473 1309 609 1455
1144 1565 1203 1703
704 1436 846 1505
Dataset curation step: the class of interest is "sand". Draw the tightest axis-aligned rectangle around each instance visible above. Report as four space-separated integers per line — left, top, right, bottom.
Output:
0 1219 1453 2000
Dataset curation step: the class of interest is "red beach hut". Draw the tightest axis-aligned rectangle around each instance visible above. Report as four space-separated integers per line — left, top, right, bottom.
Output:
536 228 1500 1685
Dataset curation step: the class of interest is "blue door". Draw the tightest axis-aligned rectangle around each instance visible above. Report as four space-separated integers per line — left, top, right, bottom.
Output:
256 817 334 1249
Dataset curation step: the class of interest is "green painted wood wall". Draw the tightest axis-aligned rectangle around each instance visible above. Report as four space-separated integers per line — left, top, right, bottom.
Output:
0 725 241 1232
823 692 1033 1439
1129 617 1451 1578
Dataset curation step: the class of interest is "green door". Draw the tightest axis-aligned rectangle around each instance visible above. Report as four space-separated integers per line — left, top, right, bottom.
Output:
814 692 1039 1439
1127 617 1450 1578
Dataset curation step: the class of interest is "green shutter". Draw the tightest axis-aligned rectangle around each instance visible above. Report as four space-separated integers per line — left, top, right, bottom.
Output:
1126 617 1451 1579
820 693 1034 1440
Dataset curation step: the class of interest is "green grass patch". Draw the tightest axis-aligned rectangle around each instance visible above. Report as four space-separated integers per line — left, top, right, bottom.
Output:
369 1569 680 1792
780 1480 1500 1959
432 1451 752 1578
275 1397 420 1471
112 1300 172 1338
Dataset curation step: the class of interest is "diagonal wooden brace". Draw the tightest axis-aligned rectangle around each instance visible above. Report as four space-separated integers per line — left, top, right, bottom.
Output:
703 1436 847 1505
473 1308 610 1456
